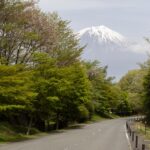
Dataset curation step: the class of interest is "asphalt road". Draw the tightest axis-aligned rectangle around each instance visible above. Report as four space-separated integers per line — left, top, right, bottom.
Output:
0 118 131 150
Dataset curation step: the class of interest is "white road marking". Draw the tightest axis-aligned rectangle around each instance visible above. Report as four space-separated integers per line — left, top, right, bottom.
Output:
124 125 132 150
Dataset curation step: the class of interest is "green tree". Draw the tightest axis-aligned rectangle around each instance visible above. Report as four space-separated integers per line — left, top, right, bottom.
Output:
117 99 132 116
0 64 37 134
83 61 120 117
118 69 145 113
0 1 83 66
32 53 91 129
46 13 83 66
143 67 150 124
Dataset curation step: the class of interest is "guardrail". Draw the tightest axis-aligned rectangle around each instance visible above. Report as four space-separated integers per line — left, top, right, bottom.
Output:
126 117 150 150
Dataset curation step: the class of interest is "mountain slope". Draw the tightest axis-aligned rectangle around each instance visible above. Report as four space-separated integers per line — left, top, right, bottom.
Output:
78 26 148 80
78 26 125 45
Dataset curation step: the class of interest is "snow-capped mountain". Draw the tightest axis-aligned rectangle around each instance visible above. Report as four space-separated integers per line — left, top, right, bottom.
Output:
78 26 148 80
78 26 125 46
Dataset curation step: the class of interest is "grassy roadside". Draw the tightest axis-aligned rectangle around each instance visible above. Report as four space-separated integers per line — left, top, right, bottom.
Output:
0 114 119 143
134 122 150 140
86 113 119 124
0 122 47 143
88 114 106 122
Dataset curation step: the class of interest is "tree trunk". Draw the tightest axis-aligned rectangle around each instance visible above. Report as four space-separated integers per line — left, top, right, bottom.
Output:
44 120 49 132
56 113 60 130
26 116 33 135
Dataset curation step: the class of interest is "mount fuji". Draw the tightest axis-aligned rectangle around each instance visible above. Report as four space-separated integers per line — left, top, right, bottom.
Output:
78 26 148 80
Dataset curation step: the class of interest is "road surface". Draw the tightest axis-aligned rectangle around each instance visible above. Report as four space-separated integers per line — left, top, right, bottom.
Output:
0 118 131 150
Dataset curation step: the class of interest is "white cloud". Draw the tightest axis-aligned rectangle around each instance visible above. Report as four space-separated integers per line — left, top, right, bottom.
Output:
128 40 150 54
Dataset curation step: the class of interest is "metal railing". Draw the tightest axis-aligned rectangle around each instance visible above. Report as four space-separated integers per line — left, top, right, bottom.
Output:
126 117 150 150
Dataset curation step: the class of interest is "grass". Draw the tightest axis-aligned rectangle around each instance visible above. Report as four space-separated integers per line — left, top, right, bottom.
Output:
90 114 105 122
134 122 150 140
87 113 120 123
0 114 119 143
0 122 45 143
0 115 106 143
0 123 26 143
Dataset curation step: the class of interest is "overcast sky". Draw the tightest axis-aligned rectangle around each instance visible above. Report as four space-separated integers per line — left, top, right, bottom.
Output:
38 0 150 39
38 0 150 79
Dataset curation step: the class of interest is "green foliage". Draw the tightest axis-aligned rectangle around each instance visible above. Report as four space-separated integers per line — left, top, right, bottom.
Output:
78 105 89 122
84 61 123 117
0 105 25 111
118 69 145 113
0 65 37 134
46 13 83 66
0 65 36 110
143 67 150 124
0 1 82 65
32 54 91 129
117 99 132 116
119 70 145 93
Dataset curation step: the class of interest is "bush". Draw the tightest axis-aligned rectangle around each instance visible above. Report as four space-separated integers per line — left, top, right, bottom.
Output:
78 105 89 122
116 100 132 116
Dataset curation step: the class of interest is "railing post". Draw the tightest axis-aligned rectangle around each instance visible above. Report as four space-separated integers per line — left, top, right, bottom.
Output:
135 135 138 148
126 122 128 130
130 127 132 136
132 131 134 141
142 144 145 150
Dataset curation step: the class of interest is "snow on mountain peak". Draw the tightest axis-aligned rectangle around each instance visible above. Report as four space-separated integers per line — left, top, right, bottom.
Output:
78 25 149 80
78 25 125 44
